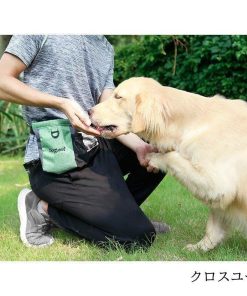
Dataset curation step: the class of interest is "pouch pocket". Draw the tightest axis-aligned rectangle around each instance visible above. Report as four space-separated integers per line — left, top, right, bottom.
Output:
32 119 77 174
73 132 99 168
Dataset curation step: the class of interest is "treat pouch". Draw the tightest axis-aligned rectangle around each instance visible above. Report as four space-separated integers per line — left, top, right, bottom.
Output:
32 119 77 174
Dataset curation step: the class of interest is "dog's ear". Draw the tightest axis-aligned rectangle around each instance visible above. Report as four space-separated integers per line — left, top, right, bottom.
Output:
131 91 168 137
131 94 145 133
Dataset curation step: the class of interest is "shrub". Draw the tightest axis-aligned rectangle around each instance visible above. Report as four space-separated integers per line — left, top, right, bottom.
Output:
0 102 28 154
112 35 247 100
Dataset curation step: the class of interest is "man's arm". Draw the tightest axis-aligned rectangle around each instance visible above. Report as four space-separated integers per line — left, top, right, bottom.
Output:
100 89 158 172
0 53 100 136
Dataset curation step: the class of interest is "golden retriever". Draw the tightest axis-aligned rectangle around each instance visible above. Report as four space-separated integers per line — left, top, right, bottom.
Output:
89 77 247 251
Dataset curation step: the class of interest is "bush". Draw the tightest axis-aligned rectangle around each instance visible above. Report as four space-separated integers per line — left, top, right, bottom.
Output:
0 102 28 154
112 35 247 100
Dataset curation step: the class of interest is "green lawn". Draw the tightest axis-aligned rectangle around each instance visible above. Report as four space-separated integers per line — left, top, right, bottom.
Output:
0 155 246 261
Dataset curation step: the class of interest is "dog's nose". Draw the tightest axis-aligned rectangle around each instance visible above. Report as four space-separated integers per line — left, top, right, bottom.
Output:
88 109 93 117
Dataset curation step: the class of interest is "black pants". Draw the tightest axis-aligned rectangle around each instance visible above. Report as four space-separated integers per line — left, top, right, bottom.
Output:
26 138 165 248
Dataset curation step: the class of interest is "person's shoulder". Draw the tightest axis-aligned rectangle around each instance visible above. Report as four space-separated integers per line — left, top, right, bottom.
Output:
8 35 46 50
102 36 114 53
11 35 44 42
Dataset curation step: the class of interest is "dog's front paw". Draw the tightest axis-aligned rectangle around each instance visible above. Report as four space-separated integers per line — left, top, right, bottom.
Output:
185 241 211 252
185 243 199 252
146 152 164 171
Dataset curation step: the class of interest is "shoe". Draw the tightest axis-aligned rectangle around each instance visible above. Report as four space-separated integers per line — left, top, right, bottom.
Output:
17 188 54 248
151 221 171 234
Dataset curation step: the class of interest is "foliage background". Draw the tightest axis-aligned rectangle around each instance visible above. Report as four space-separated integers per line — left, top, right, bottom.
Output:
0 35 247 155
108 35 247 100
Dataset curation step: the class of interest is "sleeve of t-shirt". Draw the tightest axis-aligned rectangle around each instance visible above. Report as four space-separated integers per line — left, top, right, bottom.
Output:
104 52 115 90
4 35 44 67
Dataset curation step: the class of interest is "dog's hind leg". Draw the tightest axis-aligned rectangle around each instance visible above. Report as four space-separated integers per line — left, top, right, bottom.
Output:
186 209 228 251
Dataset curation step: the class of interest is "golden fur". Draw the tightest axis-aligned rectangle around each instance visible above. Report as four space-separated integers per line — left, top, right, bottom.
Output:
90 77 247 251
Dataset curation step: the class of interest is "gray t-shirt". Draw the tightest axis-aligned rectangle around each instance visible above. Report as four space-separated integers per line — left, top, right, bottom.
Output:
5 35 115 163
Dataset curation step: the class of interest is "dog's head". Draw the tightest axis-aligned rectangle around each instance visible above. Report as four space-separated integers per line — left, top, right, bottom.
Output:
90 77 166 139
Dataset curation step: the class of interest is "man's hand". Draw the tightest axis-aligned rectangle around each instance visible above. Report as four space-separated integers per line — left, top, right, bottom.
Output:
135 143 160 173
59 99 100 136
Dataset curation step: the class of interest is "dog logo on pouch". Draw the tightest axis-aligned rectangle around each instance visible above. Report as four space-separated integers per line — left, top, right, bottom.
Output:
51 129 59 139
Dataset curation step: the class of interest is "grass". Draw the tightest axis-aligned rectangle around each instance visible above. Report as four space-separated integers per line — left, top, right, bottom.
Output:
0 155 246 261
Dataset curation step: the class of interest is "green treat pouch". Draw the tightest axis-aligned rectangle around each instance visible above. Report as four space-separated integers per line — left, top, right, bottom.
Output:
32 119 77 174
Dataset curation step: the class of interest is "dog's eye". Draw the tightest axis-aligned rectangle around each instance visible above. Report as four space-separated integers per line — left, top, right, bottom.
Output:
115 94 122 100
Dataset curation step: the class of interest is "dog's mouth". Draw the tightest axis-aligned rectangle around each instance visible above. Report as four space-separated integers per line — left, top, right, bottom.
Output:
91 123 118 133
